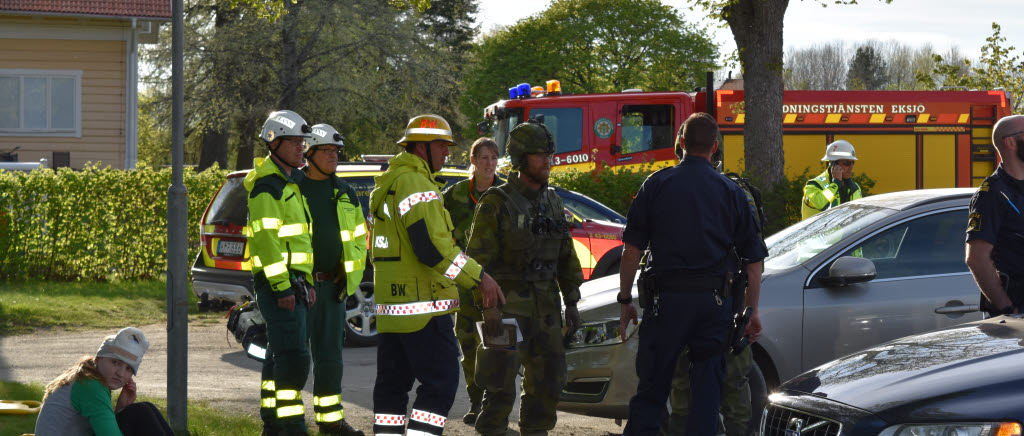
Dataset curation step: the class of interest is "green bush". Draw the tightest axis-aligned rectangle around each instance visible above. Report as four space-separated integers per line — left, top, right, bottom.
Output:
549 163 876 237
550 161 662 217
0 164 226 280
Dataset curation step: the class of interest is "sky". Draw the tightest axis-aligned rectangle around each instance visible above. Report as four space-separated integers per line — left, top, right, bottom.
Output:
475 0 1024 66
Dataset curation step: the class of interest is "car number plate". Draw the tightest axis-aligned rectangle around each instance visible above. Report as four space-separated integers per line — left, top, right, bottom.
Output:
218 240 245 257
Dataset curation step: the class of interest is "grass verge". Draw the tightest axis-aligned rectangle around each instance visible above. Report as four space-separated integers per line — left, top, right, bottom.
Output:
0 380 262 436
0 280 223 335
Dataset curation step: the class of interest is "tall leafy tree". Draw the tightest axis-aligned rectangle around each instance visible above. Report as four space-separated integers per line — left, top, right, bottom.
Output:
142 0 466 169
690 0 893 185
923 23 1024 113
460 0 719 132
846 45 887 90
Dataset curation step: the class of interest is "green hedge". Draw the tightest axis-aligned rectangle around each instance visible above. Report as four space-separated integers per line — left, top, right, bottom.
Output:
550 164 876 237
0 164 226 280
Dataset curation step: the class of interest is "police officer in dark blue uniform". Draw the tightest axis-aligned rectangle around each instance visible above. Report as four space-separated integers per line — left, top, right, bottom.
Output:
617 113 767 435
966 114 1024 317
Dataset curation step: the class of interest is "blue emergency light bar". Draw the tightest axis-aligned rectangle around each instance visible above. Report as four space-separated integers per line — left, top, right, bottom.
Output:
508 82 533 99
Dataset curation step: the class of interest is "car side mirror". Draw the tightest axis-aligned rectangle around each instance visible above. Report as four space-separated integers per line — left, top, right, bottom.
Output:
822 256 876 287
564 209 581 228
477 120 491 136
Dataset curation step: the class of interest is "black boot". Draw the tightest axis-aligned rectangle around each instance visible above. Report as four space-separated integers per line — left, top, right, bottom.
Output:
318 419 365 436
463 402 482 425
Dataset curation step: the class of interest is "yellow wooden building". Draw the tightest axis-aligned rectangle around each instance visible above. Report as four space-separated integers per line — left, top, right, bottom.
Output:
0 1 170 169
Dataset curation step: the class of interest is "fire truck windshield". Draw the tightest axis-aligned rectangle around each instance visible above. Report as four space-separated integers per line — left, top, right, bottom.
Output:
492 107 523 156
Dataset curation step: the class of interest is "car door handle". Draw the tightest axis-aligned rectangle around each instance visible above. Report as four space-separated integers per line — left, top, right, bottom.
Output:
935 304 979 314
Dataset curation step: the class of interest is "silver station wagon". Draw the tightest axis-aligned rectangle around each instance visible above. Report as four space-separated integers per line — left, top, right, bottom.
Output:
558 188 985 425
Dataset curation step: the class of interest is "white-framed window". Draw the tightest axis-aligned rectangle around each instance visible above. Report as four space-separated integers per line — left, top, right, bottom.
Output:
0 69 82 137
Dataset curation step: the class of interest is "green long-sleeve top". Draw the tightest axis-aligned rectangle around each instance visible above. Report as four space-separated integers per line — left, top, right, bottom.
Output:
35 378 121 436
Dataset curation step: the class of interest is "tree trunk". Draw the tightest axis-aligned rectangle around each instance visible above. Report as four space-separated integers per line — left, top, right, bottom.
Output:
235 119 257 170
724 0 788 186
197 123 229 171
279 0 301 109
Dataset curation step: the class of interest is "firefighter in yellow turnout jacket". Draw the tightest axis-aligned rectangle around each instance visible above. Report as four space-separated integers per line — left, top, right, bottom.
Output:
299 124 366 436
246 110 316 436
369 114 503 436
467 120 583 436
802 140 862 220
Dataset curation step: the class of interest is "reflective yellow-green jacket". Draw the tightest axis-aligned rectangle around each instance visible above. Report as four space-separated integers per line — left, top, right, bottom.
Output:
244 157 314 295
333 177 368 295
368 152 484 333
801 169 862 220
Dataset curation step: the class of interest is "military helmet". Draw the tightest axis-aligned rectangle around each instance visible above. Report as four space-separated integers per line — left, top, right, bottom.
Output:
308 123 344 150
506 119 555 169
397 114 455 147
259 110 312 144
822 139 858 162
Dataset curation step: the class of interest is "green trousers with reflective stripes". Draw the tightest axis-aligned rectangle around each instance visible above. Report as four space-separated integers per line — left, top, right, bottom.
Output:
307 279 347 425
455 305 484 407
660 346 753 436
255 275 311 433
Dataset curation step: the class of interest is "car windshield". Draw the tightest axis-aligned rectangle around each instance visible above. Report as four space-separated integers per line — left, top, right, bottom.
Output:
764 203 896 270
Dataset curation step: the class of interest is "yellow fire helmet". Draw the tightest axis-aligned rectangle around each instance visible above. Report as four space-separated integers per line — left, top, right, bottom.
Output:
396 114 456 147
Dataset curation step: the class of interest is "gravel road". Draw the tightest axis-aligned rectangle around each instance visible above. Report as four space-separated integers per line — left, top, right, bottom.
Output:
0 320 626 435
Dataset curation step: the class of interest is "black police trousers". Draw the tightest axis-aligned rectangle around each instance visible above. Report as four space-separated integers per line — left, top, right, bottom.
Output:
625 291 733 436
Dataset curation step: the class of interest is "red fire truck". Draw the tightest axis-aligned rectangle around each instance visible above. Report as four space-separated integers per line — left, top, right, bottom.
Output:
481 81 1012 192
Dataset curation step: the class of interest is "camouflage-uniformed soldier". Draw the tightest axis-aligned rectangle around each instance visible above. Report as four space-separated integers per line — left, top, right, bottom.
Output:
661 137 766 436
466 120 583 436
442 137 503 425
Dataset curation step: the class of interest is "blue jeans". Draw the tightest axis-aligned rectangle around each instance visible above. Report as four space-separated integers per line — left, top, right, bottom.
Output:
625 291 733 435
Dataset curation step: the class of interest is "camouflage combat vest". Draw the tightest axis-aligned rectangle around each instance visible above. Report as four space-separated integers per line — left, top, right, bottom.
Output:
485 184 570 284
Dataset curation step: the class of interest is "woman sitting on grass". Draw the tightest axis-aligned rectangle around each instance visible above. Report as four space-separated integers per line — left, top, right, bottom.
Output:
34 327 173 436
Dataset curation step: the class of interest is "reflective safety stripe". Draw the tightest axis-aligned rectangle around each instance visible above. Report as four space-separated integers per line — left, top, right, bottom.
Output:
252 217 283 233
313 395 341 407
278 223 310 237
376 299 459 316
444 252 469 280
375 413 406 425
398 191 440 216
261 398 276 408
263 260 288 278
289 252 313 265
254 253 314 269
261 380 276 391
345 260 356 273
277 404 304 418
316 410 344 423
822 188 835 202
406 127 452 136
410 409 446 427
242 225 253 237
276 390 300 400
341 223 367 241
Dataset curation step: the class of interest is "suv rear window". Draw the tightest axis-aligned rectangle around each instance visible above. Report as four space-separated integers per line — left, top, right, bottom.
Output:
206 177 248 226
